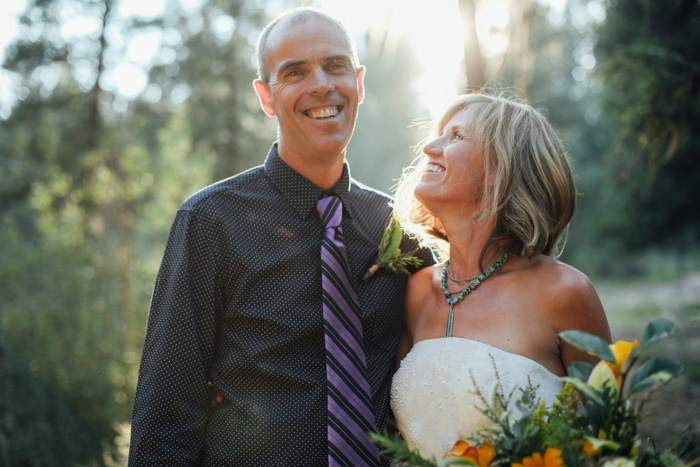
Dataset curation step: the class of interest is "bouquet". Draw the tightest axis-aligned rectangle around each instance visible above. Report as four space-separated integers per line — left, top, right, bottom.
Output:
373 319 692 466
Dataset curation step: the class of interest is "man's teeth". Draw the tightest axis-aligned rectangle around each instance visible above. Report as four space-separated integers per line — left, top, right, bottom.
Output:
308 107 338 119
426 165 445 173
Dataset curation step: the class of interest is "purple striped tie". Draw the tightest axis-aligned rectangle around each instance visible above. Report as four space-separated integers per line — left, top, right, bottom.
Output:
317 196 381 467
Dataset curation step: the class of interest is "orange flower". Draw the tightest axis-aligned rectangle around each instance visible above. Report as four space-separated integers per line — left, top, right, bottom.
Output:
604 340 639 386
446 440 496 467
582 440 598 457
511 448 564 467
571 439 598 457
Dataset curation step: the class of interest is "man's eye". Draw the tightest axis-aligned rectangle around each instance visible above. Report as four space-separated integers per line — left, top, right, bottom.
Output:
329 62 347 70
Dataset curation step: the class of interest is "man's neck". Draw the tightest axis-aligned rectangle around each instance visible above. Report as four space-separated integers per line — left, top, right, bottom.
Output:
277 146 345 191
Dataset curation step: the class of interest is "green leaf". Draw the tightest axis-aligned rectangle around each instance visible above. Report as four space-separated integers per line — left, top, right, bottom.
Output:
560 331 615 362
628 357 684 395
587 362 620 408
380 219 403 263
568 361 594 382
585 436 621 452
369 430 437 466
561 377 607 407
445 460 478 466
489 381 505 420
641 319 679 350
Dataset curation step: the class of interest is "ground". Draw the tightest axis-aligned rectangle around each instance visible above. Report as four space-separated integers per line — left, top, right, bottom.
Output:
596 272 700 453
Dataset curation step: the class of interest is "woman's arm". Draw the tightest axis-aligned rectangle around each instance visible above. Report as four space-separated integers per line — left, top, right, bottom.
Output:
547 264 612 371
396 266 435 367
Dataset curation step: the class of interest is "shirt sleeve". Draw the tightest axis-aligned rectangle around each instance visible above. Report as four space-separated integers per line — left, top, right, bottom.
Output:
129 208 223 466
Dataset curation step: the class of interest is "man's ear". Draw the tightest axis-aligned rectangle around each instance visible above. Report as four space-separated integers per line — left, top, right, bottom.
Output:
356 66 366 104
253 79 276 117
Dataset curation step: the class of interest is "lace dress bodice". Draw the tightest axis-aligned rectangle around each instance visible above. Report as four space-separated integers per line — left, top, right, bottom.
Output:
391 338 563 466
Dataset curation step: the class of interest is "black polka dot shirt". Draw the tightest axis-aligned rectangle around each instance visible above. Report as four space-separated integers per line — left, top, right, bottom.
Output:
128 144 434 466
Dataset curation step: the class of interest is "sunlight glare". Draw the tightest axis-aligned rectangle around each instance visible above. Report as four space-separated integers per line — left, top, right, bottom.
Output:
315 0 516 119
475 0 509 57
104 62 148 98
0 0 25 64
317 0 465 119
126 30 163 64
118 0 166 18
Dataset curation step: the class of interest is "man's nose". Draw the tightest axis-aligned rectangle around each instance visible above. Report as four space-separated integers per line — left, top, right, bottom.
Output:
308 68 335 95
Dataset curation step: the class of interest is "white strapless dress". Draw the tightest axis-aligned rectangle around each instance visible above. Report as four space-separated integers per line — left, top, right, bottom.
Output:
391 338 563 465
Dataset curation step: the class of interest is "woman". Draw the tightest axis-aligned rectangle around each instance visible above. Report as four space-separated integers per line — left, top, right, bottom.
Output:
390 91 611 464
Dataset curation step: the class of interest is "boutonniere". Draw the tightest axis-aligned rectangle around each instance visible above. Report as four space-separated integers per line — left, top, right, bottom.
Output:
362 216 423 282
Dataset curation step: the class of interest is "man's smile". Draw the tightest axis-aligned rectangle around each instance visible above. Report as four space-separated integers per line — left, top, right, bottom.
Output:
304 105 340 120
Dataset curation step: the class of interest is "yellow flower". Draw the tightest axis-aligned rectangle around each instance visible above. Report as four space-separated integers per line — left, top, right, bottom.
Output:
511 448 564 467
604 340 639 386
446 440 496 467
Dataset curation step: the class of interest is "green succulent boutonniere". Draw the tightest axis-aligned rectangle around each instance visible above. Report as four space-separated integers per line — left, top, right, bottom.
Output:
362 217 423 282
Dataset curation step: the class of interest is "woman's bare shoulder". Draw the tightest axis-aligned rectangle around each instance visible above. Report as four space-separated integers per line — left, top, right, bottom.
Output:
527 256 611 339
406 263 440 301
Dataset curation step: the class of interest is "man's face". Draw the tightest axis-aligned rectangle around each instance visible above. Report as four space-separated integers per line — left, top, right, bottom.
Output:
254 15 365 164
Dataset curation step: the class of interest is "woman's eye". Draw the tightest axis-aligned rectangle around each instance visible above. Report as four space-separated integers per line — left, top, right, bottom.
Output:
452 131 464 141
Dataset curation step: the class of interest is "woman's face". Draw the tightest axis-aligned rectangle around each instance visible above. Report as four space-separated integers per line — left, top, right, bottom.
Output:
414 109 487 216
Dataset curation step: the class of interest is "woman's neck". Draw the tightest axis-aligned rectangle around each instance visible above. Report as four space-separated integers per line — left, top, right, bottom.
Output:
442 215 500 277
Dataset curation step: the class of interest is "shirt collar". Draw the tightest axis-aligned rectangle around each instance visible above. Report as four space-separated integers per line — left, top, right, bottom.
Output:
264 143 355 219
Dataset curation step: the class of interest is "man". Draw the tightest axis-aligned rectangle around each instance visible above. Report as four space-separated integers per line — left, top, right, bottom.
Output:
129 7 433 466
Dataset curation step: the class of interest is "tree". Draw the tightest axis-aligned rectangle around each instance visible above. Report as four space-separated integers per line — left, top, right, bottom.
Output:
457 0 537 92
459 0 486 89
346 27 428 194
0 0 279 463
145 0 276 178
594 0 700 252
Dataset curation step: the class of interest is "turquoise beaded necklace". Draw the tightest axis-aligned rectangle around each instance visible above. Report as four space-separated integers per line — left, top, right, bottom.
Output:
440 250 511 337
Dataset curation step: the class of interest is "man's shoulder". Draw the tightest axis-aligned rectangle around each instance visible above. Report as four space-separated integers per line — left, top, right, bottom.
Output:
179 165 267 213
350 178 392 200
348 178 393 214
348 178 436 268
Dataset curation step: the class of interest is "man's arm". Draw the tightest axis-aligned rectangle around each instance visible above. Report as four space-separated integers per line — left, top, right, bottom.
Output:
129 208 223 466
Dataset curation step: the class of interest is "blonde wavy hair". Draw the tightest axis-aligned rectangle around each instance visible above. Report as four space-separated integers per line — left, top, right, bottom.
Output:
394 90 577 268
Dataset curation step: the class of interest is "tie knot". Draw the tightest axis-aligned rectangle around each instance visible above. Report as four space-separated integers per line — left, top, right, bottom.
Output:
317 196 342 229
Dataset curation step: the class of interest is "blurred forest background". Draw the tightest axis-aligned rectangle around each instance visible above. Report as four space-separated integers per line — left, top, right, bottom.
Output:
1 0 699 465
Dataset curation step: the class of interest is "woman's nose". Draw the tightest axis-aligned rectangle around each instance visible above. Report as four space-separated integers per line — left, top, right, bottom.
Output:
423 138 442 158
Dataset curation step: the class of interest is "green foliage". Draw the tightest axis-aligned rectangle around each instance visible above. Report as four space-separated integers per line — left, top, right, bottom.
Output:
374 320 687 466
145 0 276 177
0 220 133 466
347 28 428 193
559 330 616 362
363 216 424 281
568 361 594 381
642 319 681 350
0 336 105 466
0 0 274 463
380 218 404 264
594 0 700 251
629 358 684 395
369 430 438 467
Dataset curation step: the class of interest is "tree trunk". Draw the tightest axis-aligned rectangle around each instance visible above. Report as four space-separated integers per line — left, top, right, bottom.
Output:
458 0 486 90
86 0 112 150
502 0 535 93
